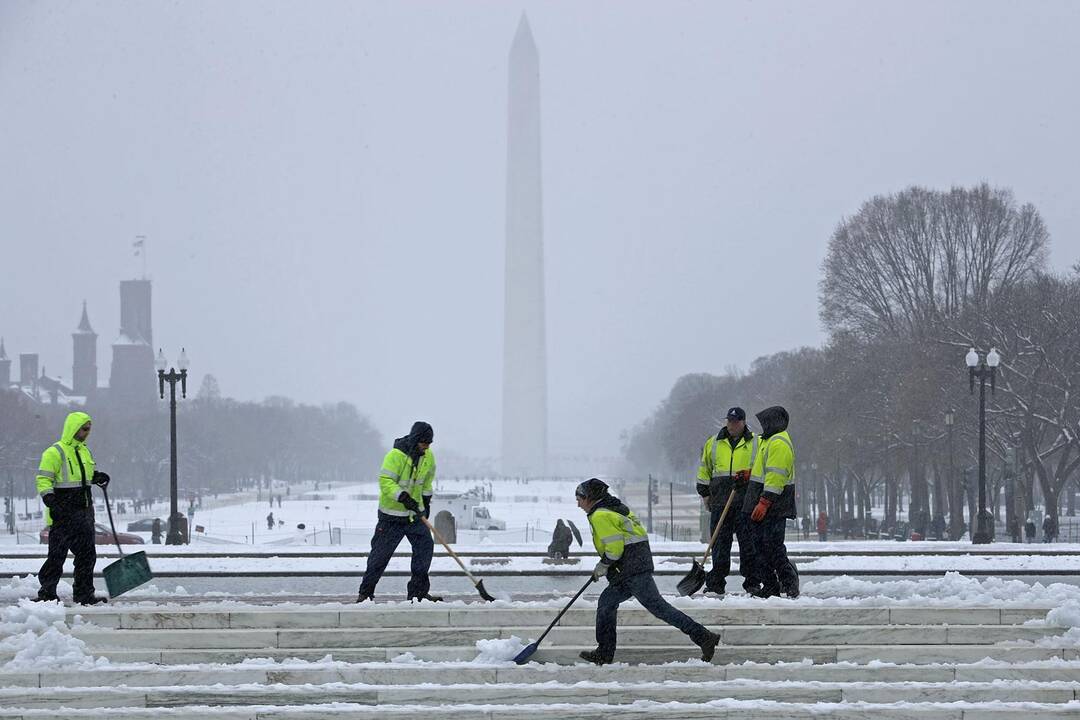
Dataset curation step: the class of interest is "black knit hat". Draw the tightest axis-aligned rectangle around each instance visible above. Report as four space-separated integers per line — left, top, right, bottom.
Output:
575 478 609 501
409 421 434 444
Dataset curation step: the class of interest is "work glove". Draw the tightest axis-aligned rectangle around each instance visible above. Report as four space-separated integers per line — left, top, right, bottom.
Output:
397 492 421 514
92 471 110 488
750 496 772 522
421 500 431 519
734 469 751 485
592 560 611 581
41 493 56 509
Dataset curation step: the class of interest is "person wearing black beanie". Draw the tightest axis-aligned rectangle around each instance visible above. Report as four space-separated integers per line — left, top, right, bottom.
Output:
575 478 720 664
357 421 442 603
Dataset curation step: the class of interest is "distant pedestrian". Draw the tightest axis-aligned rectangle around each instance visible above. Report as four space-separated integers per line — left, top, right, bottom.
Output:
817 511 828 542
151 518 163 544
1025 518 1037 543
1043 514 1058 543
267 512 275 530
277 495 282 508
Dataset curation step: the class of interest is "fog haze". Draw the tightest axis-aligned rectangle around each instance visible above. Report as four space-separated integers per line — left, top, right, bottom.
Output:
2 1 1078 460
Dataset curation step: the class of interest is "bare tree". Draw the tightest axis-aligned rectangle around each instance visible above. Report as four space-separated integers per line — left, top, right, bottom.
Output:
821 184 1048 338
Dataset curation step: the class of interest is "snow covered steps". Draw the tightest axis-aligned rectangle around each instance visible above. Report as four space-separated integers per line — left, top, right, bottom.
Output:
1 602 1077 718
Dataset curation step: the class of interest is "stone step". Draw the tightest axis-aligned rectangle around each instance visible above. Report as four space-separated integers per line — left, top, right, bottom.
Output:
1 679 1078 710
67 605 1052 630
0 698 1079 719
63 623 1065 650
5 660 1080 688
6 643 1071 666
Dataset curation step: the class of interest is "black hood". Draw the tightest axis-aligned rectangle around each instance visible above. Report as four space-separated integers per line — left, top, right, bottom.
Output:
755 406 789 439
588 494 631 517
393 421 434 463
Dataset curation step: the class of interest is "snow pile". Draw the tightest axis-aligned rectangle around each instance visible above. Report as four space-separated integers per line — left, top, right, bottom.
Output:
1035 601 1080 647
473 635 527 663
0 598 95 669
801 572 1080 606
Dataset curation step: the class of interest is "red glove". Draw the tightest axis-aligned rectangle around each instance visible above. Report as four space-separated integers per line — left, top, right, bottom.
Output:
751 496 772 522
734 470 750 484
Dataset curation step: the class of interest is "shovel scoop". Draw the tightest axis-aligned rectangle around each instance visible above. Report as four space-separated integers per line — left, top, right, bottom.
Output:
677 487 736 597
100 485 154 598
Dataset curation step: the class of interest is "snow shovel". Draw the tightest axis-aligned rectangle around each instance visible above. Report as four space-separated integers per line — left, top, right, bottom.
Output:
100 485 154 598
419 515 496 602
677 487 736 597
513 575 596 664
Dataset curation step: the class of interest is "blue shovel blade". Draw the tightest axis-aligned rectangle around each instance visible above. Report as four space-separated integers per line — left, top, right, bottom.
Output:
513 642 539 665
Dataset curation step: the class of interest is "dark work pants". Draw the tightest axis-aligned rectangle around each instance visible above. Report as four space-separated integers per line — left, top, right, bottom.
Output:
750 514 798 595
706 502 757 593
38 506 97 600
358 515 434 598
596 572 710 660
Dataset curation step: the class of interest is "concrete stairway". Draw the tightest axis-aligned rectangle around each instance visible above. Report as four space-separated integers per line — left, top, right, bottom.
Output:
1 602 1078 718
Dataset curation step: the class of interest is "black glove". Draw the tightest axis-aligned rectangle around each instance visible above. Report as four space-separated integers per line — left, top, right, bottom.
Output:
422 498 431 519
42 493 56 509
92 471 110 488
397 492 420 514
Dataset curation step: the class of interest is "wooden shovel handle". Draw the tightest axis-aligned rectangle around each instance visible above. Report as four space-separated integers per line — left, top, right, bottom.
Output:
701 488 737 564
420 514 483 586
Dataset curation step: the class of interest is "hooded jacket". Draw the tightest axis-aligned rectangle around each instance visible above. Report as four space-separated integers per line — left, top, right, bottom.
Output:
696 426 759 508
587 494 653 584
36 411 97 526
377 422 436 521
742 406 797 519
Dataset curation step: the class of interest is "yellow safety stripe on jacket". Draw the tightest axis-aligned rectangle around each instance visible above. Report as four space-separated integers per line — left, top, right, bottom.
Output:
590 508 648 563
749 433 795 495
697 433 759 487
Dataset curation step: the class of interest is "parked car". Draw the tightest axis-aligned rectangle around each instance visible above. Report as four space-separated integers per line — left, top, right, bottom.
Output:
39 523 145 545
126 518 162 532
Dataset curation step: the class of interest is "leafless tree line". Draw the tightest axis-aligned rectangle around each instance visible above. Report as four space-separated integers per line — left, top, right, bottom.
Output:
624 183 1077 539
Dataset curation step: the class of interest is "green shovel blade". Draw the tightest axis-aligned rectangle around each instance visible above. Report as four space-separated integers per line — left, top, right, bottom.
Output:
103 551 153 598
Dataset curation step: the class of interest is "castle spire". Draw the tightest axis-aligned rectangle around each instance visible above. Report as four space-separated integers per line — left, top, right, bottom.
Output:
76 300 95 334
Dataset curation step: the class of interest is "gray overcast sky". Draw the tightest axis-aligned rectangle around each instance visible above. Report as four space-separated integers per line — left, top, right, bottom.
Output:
2 1 1078 461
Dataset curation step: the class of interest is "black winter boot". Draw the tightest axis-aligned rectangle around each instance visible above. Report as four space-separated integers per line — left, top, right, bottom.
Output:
355 591 375 603
697 631 721 662
407 592 443 603
33 591 59 602
75 595 108 606
579 648 613 665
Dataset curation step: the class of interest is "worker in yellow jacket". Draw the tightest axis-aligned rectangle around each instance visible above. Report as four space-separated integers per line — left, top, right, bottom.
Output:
35 411 109 605
357 421 442 603
742 406 799 598
576 478 719 665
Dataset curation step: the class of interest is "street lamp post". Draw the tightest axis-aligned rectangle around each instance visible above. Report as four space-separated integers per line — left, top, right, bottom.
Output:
945 408 962 540
157 348 189 545
966 347 999 545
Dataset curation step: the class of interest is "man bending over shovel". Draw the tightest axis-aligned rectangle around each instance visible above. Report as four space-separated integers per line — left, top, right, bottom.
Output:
576 478 720 665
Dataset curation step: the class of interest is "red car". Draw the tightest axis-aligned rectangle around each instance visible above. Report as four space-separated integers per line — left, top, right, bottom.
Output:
39 523 145 545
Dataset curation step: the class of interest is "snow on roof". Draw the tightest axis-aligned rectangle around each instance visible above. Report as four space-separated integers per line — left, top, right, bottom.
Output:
113 331 149 347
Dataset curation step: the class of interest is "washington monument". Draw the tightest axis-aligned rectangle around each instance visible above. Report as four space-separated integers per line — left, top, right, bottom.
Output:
502 14 548 477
